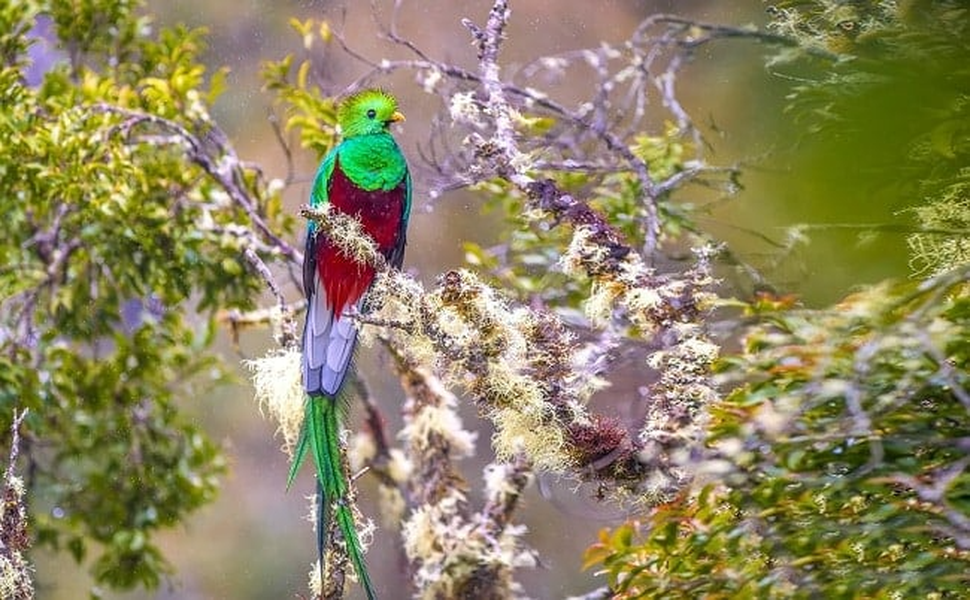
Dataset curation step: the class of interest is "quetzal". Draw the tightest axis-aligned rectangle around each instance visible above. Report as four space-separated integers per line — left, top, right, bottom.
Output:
288 89 411 600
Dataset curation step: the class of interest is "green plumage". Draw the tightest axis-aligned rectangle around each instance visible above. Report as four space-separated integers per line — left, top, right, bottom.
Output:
289 88 411 600
287 399 373 598
314 134 409 195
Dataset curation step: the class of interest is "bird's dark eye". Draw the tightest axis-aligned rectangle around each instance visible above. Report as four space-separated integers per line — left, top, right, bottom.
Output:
366 109 377 119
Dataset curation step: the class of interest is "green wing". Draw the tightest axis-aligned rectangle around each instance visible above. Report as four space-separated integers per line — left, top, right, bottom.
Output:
388 166 411 270
310 146 338 209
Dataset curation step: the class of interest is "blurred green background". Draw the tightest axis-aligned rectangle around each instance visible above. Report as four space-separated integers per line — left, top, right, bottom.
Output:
31 1 917 598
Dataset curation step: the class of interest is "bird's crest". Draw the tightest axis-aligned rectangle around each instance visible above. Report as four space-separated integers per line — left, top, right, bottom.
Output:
337 88 404 138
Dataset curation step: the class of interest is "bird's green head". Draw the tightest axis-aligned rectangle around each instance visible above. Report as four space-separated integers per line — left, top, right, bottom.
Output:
337 88 405 138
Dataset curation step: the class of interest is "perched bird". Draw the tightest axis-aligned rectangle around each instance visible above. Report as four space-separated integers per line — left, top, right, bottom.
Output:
288 89 411 600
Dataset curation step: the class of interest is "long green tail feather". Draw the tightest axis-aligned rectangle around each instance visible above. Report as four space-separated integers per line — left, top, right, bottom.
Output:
287 395 376 600
286 411 310 491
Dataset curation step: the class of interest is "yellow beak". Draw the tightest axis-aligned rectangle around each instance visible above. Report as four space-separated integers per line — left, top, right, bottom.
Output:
389 111 406 123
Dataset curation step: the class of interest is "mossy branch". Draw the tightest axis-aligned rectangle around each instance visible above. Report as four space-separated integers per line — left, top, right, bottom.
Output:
1 410 33 600
300 204 387 274
289 1 721 502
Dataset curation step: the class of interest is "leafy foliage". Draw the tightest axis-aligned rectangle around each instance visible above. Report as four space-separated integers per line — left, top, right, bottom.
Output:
587 272 970 598
583 3 970 597
260 18 338 156
0 0 290 591
710 275 970 597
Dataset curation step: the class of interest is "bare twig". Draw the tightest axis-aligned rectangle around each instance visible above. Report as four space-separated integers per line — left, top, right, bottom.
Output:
241 246 298 347
633 14 841 61
267 109 297 185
